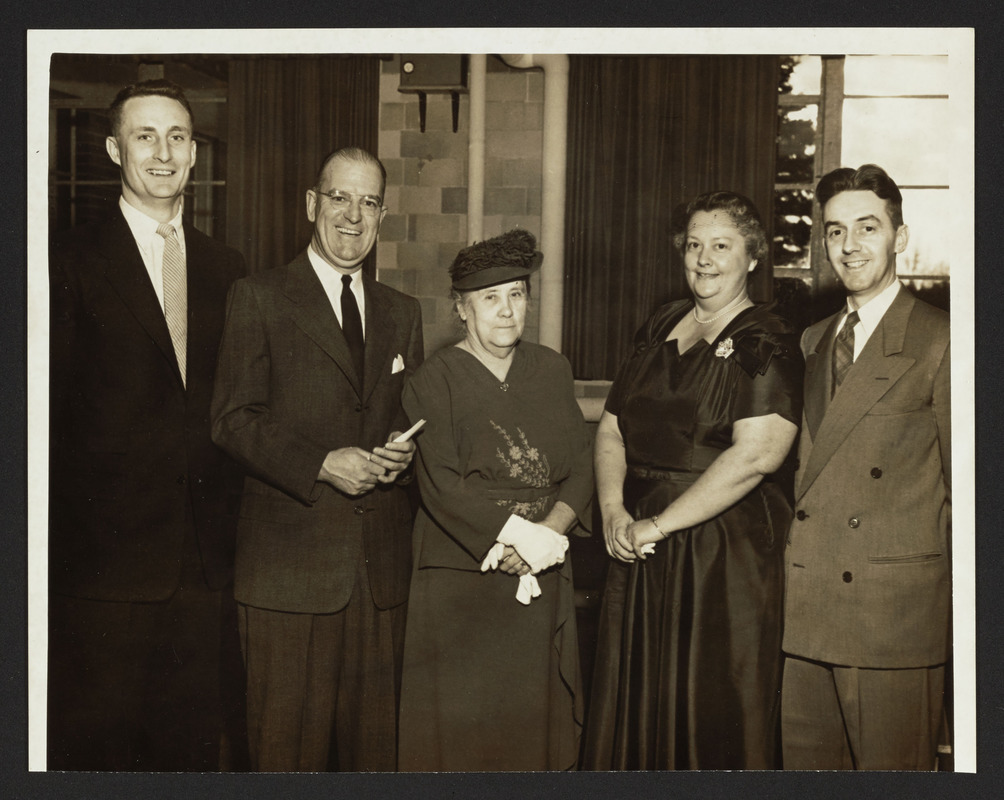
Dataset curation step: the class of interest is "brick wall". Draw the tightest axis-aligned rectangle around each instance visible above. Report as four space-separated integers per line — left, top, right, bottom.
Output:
377 56 545 357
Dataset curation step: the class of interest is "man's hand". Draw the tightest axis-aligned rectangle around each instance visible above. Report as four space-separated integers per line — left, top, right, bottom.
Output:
317 447 386 496
370 434 417 484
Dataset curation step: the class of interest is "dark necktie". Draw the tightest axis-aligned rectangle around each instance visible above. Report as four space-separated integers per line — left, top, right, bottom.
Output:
156 223 187 386
341 273 364 378
831 309 859 397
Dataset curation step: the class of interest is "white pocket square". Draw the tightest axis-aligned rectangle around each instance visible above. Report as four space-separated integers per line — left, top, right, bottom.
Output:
391 354 405 374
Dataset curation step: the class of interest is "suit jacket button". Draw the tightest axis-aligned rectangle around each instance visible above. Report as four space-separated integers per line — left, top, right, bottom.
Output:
355 404 363 412
176 474 187 485
795 509 808 521
354 505 364 515
870 467 882 478
793 458 800 471
842 571 853 583
848 517 860 528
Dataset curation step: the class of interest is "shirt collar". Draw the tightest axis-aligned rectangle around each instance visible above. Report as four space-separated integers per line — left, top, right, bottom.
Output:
119 196 185 251
846 280 901 338
307 244 363 288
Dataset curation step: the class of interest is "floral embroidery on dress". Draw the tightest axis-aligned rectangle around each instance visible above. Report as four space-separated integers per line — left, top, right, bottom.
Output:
505 497 551 520
489 421 552 518
490 421 550 488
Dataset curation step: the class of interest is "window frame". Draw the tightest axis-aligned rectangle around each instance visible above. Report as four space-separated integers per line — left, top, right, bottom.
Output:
775 55 951 294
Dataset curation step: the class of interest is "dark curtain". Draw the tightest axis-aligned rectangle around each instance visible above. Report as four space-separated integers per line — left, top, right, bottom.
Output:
226 56 381 274
563 55 780 380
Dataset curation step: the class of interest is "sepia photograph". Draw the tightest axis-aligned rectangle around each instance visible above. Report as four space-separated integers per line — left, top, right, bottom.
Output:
25 26 976 787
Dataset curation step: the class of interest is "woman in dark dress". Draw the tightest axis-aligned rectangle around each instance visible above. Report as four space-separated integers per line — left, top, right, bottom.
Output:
397 230 593 771
583 192 804 770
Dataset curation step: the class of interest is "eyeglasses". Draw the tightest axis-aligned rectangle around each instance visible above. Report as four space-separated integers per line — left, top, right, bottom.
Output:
314 188 385 217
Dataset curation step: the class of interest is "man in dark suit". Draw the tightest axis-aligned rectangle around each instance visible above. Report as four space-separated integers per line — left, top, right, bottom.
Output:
782 164 951 770
211 146 423 771
48 80 246 770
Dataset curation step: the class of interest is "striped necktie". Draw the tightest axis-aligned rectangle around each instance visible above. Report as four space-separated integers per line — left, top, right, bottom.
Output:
831 310 859 397
157 223 187 386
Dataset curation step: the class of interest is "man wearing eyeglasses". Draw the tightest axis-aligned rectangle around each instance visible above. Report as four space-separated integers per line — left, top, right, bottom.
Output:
212 146 424 771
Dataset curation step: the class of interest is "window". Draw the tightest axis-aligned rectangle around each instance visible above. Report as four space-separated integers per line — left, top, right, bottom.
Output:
774 55 950 308
774 56 820 271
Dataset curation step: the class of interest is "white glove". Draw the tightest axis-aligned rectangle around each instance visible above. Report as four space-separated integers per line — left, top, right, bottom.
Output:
480 541 505 572
496 515 569 574
480 541 543 605
516 574 541 605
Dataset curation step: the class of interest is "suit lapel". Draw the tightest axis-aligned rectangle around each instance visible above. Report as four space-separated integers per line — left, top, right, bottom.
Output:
285 254 363 397
361 279 399 404
803 314 840 440
99 212 184 387
798 290 917 498
184 224 220 396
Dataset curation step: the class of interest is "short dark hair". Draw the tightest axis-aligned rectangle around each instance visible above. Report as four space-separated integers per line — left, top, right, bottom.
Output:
672 191 768 263
108 79 194 138
816 164 904 228
317 146 387 199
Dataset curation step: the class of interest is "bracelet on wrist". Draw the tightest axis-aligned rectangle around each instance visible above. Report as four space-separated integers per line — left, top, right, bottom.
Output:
650 515 668 538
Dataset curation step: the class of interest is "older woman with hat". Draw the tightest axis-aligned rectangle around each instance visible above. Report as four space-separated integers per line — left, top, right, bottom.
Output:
397 229 593 771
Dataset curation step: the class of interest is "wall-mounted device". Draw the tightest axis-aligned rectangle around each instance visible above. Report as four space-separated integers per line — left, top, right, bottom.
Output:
398 55 469 133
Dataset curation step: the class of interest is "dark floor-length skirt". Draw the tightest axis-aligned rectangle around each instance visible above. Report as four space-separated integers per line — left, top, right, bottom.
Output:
398 560 581 772
582 474 786 770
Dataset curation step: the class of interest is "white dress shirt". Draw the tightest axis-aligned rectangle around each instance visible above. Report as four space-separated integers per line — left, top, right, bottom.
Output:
118 197 187 313
835 280 902 361
308 244 366 339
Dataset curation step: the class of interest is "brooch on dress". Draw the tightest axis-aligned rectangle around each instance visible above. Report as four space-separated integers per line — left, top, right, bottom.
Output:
714 337 734 359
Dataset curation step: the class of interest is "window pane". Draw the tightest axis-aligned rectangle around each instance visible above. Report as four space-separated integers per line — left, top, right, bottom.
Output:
776 103 817 184
780 55 821 95
841 98 950 186
898 188 951 278
844 55 949 96
773 188 814 269
51 108 121 232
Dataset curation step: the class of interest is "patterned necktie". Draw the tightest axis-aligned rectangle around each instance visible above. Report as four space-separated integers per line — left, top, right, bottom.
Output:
341 273 365 378
156 223 187 386
831 309 859 397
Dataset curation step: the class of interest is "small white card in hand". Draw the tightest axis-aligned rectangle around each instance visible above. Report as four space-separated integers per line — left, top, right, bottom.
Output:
392 419 426 443
391 354 405 374
640 542 657 555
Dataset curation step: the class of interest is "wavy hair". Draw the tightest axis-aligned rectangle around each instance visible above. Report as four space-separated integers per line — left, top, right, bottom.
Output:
672 191 768 263
816 164 904 228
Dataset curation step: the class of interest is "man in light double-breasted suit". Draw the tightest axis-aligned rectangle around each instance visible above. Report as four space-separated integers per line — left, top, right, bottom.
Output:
782 164 951 770
211 147 423 771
